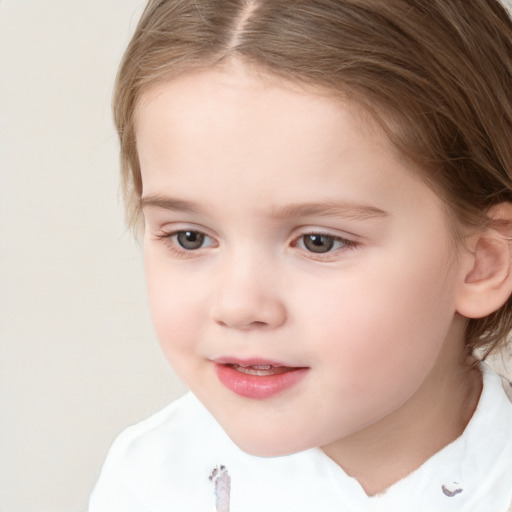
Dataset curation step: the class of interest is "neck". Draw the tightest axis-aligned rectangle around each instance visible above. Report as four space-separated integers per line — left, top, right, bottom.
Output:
321 339 482 496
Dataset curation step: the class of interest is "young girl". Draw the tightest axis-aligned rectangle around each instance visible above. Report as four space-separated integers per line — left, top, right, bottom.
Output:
89 1 512 510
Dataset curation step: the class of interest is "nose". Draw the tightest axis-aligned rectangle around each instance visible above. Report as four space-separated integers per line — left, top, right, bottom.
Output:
211 255 287 331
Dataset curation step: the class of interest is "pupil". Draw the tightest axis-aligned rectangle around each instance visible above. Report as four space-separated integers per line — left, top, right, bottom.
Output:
177 231 204 250
304 234 334 253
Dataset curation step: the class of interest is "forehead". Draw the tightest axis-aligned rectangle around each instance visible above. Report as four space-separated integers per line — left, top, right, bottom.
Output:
135 62 450 231
137 64 392 176
135 63 359 151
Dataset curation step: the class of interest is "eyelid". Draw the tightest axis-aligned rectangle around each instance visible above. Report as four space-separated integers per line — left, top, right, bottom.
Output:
149 223 360 261
290 225 360 243
149 218 215 234
290 228 360 261
152 225 219 257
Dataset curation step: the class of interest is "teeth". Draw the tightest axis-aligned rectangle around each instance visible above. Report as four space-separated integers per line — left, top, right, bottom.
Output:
229 364 292 376
233 364 273 370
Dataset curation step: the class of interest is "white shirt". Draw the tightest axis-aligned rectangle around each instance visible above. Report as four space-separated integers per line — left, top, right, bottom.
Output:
89 365 512 512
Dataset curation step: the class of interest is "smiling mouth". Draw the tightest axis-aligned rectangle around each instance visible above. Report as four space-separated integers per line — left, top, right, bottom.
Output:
214 360 309 399
226 364 295 376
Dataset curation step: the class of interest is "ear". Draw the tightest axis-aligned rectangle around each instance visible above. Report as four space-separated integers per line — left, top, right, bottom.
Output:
456 203 512 319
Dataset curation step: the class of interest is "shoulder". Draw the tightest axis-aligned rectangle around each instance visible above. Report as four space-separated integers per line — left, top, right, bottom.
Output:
89 392 221 511
103 392 209 463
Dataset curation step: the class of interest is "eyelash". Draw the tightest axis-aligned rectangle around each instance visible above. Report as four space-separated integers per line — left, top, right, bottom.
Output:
155 230 217 259
154 229 358 260
292 232 358 260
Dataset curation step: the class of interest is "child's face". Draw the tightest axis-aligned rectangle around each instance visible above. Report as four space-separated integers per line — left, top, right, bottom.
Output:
137 62 468 457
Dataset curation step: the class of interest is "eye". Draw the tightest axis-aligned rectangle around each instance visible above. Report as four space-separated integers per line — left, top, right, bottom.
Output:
302 234 335 253
154 228 217 257
175 230 209 250
296 233 354 254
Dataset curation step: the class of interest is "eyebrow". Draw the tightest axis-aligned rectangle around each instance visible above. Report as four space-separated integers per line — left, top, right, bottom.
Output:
140 195 200 214
140 194 389 221
270 201 389 221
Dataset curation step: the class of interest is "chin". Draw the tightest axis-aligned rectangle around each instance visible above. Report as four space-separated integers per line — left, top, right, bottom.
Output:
223 425 313 458
234 439 301 458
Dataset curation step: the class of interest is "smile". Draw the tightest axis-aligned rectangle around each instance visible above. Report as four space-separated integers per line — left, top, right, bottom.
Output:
213 359 309 399
227 364 293 376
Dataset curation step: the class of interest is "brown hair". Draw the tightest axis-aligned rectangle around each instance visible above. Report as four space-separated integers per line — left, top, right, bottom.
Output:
113 0 512 355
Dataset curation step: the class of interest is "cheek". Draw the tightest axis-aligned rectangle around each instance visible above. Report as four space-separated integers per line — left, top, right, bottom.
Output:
296 250 458 383
290 275 457 433
144 249 207 359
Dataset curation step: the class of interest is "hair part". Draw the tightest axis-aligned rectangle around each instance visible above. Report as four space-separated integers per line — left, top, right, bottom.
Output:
113 0 512 355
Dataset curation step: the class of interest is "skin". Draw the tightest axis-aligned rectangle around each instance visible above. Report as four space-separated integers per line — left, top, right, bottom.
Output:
136 61 482 496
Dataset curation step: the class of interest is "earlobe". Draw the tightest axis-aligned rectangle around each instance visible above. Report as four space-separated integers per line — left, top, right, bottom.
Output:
456 203 512 319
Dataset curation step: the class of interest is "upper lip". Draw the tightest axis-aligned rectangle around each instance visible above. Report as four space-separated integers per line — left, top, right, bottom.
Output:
212 356 305 368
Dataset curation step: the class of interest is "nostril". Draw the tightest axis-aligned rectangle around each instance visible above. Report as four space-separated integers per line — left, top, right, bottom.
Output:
215 319 269 330
249 321 268 328
211 289 287 330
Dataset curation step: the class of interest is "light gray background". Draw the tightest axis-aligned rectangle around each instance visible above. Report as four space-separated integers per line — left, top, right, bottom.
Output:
1 1 511 512
0 2 186 511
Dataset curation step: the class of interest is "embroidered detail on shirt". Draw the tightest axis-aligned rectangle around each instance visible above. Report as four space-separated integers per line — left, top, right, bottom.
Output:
209 465 231 512
442 483 464 497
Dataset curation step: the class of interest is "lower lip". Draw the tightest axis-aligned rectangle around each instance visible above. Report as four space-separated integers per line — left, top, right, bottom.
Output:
214 364 308 399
